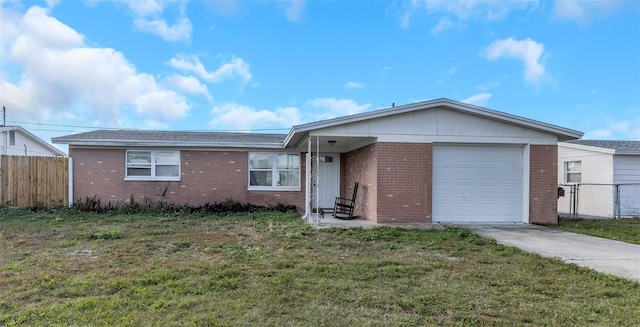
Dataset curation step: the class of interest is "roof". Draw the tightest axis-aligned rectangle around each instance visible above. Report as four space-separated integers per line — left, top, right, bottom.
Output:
284 98 584 146
52 130 287 148
53 98 584 149
0 126 66 156
562 140 640 155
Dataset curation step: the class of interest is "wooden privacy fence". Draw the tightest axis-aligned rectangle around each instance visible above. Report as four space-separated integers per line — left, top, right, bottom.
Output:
1 155 69 208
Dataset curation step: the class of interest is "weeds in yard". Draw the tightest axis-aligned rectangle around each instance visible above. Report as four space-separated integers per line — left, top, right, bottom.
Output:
0 211 639 326
91 229 124 240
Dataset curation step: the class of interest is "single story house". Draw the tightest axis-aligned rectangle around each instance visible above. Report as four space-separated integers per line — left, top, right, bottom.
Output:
1 125 66 156
558 140 640 217
53 98 583 224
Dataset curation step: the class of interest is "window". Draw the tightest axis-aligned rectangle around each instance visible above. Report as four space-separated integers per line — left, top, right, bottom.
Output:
9 130 15 146
125 150 180 181
249 152 300 190
565 161 581 183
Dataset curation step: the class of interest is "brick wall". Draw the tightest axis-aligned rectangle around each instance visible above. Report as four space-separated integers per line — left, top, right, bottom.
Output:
69 148 305 209
341 144 378 222
529 145 558 224
375 143 432 223
340 142 433 223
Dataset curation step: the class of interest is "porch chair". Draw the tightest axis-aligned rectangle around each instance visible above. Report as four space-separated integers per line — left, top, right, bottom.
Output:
333 182 359 220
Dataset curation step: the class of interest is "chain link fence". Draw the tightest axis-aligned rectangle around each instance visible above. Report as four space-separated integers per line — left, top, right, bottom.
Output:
558 183 640 218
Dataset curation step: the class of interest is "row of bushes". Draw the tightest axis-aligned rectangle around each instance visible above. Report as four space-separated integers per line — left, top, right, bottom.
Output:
22 195 298 215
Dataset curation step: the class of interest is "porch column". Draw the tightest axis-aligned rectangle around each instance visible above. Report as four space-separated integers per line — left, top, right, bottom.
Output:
315 135 320 224
304 136 311 220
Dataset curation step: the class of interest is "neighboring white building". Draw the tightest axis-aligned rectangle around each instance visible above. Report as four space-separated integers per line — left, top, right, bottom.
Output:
0 126 66 157
558 140 640 217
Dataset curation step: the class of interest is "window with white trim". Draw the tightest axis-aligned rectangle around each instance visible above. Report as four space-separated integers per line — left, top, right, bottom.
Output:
9 130 15 146
125 150 180 181
565 161 581 183
248 152 300 190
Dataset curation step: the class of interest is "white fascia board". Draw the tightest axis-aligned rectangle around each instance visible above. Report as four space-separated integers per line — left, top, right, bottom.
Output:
56 140 285 149
558 142 615 154
442 101 584 140
11 126 67 156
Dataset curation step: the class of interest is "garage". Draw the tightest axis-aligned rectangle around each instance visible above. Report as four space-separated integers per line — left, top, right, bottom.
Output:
433 144 524 223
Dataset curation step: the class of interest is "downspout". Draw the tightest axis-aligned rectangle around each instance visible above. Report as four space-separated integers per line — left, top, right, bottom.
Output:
68 157 73 207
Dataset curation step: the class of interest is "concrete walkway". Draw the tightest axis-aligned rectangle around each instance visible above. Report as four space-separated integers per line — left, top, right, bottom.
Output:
466 224 640 283
305 214 377 229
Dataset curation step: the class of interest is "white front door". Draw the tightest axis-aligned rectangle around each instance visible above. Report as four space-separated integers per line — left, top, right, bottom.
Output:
317 153 339 209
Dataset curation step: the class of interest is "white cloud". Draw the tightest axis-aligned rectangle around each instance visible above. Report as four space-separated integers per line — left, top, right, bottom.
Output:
121 0 164 17
120 0 192 41
474 81 501 91
134 17 192 42
430 17 455 35
583 115 640 140
209 102 301 131
422 0 538 21
399 0 537 32
482 37 547 85
166 74 212 100
306 98 371 120
169 54 252 85
0 6 190 127
552 0 631 25
444 67 458 76
344 81 364 90
45 0 60 8
461 93 492 106
280 0 306 22
398 10 411 29
206 0 238 14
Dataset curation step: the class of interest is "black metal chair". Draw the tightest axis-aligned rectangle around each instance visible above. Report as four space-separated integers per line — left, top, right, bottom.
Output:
333 182 359 220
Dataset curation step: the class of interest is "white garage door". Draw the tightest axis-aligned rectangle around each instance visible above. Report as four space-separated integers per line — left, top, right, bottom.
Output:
433 145 523 223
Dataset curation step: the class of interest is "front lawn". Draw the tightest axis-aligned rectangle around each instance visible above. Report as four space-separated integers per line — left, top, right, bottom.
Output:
551 217 640 245
1 208 639 326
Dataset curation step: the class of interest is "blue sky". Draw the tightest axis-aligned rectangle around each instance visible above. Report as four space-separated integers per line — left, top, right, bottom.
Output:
1 0 639 152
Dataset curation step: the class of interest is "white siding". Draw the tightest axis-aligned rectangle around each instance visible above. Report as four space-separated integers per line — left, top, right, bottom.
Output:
1 130 62 156
614 155 640 217
557 145 615 217
314 108 558 145
613 155 640 184
557 146 614 184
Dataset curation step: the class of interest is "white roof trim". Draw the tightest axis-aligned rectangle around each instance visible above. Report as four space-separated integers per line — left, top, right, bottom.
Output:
0 126 66 156
284 98 583 146
56 140 285 149
558 142 617 155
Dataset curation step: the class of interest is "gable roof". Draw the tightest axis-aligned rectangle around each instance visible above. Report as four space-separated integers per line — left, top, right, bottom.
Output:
562 140 640 155
283 98 583 147
0 126 66 156
52 130 287 148
53 98 583 150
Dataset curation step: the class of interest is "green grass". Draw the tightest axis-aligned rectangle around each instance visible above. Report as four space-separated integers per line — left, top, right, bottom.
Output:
551 217 640 245
1 208 639 326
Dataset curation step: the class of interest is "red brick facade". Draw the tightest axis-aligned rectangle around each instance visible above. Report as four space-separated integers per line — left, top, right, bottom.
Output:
69 148 305 209
375 143 432 223
71 143 559 225
340 143 433 223
529 145 559 224
339 143 558 225
340 143 378 221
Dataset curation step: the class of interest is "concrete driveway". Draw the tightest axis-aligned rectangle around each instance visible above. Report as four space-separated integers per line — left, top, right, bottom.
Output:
466 224 640 283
